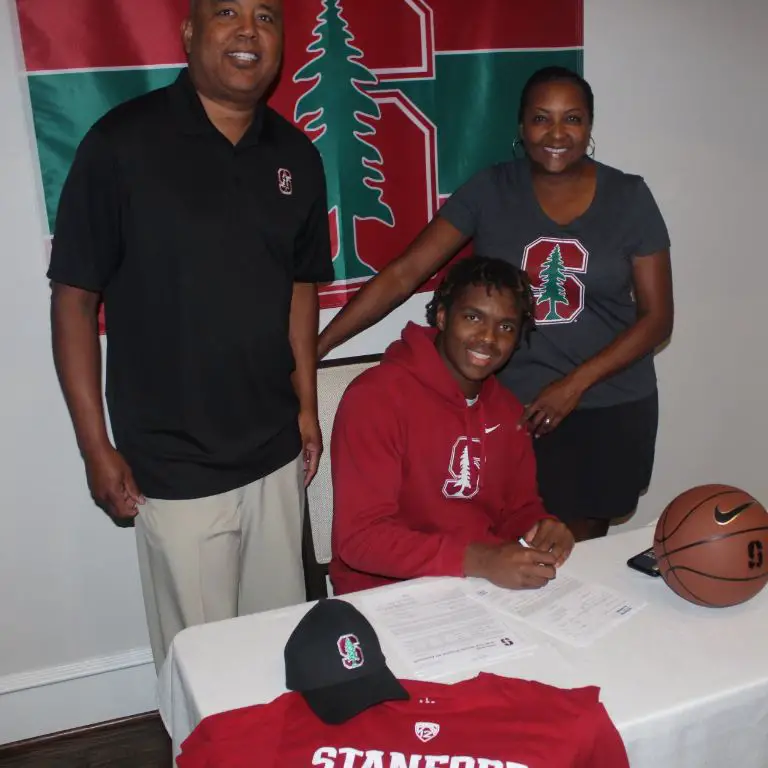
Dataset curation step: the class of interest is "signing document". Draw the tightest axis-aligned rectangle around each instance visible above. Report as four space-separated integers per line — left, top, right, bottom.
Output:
362 580 537 678
468 574 646 647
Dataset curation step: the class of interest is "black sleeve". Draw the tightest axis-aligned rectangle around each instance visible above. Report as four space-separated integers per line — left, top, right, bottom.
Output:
629 178 670 258
437 166 494 237
293 151 334 283
46 127 122 291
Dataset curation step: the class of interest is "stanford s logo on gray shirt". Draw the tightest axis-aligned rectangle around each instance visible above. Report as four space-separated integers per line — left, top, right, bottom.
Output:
522 237 589 324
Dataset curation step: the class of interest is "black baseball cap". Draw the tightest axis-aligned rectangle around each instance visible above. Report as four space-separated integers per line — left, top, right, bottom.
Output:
284 598 409 724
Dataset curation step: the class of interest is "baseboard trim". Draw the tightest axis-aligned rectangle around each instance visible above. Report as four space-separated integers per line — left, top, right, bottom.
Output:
0 647 157 745
0 646 153 695
0 710 161 757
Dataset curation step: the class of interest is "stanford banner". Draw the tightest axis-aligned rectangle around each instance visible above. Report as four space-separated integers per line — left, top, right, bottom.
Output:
16 0 582 312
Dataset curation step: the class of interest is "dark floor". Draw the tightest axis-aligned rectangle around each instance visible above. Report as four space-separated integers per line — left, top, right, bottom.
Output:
0 712 171 768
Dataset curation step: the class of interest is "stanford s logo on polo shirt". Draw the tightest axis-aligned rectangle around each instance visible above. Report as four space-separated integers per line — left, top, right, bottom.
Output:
278 167 293 195
522 237 589 324
337 633 364 669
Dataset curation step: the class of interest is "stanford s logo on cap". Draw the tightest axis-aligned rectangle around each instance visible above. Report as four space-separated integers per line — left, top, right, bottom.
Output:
278 167 293 195
337 633 364 669
284 599 409 725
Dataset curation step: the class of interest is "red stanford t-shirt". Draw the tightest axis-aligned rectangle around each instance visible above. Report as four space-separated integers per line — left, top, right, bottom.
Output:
177 673 628 767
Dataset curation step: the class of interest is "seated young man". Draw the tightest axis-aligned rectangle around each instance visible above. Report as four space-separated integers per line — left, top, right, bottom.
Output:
329 256 574 595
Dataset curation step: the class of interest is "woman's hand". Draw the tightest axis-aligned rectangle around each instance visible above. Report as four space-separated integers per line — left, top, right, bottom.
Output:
523 518 575 567
519 374 588 437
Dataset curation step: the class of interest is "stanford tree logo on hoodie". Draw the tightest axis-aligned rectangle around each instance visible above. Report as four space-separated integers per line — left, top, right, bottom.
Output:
442 437 481 499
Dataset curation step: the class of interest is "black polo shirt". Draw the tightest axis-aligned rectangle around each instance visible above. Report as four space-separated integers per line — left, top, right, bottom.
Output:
48 69 334 500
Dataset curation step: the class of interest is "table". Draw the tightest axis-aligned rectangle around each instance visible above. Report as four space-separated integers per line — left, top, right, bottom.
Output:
158 526 768 766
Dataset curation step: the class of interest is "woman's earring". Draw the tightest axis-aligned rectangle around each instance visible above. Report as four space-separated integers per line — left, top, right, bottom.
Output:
512 137 523 158
588 136 596 158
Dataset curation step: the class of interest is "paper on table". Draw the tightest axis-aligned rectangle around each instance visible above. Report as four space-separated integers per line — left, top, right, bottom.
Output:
362 580 537 679
468 574 646 647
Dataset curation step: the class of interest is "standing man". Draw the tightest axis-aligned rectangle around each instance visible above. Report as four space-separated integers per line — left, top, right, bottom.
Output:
48 0 333 670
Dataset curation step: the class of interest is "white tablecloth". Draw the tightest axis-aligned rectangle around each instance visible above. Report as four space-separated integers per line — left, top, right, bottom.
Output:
158 526 768 767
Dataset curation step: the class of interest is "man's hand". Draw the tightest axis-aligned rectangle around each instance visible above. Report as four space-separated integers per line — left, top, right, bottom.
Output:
84 446 144 520
523 518 575 567
464 541 557 590
299 410 322 487
289 281 322 487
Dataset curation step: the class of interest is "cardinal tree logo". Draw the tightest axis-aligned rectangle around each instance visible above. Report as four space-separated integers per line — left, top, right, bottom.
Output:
443 437 481 499
337 633 364 670
522 237 589 324
285 0 443 308
293 0 394 281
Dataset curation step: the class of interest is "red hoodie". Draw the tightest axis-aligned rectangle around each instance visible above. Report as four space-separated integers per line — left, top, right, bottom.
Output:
329 322 553 595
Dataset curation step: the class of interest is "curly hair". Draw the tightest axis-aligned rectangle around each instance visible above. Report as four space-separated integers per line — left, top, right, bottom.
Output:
425 256 535 344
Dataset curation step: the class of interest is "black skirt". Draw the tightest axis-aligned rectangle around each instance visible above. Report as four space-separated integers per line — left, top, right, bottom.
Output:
532 391 659 522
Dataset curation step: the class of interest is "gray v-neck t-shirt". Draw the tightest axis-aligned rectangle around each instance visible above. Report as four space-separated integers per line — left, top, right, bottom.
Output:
439 159 670 409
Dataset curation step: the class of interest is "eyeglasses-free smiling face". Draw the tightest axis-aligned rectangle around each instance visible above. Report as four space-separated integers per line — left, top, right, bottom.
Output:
183 0 284 108
436 284 522 399
520 80 592 174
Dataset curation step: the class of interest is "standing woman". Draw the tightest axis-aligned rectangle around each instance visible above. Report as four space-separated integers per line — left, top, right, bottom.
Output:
318 67 673 541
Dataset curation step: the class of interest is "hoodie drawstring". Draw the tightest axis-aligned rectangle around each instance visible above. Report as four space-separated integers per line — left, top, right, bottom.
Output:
479 399 487 492
467 398 487 493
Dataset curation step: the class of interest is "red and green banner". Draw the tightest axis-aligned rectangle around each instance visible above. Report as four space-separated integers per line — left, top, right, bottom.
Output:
17 0 582 310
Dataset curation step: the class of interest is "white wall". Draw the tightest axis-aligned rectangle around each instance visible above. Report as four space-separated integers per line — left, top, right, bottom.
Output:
583 0 768 526
0 0 766 745
0 0 155 743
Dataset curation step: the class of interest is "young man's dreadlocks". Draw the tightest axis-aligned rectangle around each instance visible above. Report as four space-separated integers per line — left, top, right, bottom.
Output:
425 256 536 345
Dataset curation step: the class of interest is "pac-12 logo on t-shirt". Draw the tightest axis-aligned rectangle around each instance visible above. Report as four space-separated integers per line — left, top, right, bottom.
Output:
337 634 364 669
414 722 440 743
522 237 589 324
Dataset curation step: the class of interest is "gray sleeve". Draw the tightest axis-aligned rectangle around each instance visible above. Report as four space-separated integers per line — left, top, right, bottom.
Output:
630 178 670 258
437 167 495 237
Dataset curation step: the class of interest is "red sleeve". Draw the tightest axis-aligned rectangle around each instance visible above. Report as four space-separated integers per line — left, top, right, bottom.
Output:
492 423 555 541
576 702 630 768
177 696 286 767
177 719 212 768
331 377 469 580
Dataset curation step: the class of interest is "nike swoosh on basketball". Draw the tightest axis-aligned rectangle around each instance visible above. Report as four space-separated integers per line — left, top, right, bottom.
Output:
713 501 754 525
484 424 500 434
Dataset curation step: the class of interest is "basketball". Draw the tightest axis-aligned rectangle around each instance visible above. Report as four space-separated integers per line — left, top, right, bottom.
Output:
653 484 768 607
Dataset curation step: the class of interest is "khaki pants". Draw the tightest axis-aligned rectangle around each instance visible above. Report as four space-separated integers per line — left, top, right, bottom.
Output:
135 454 305 671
